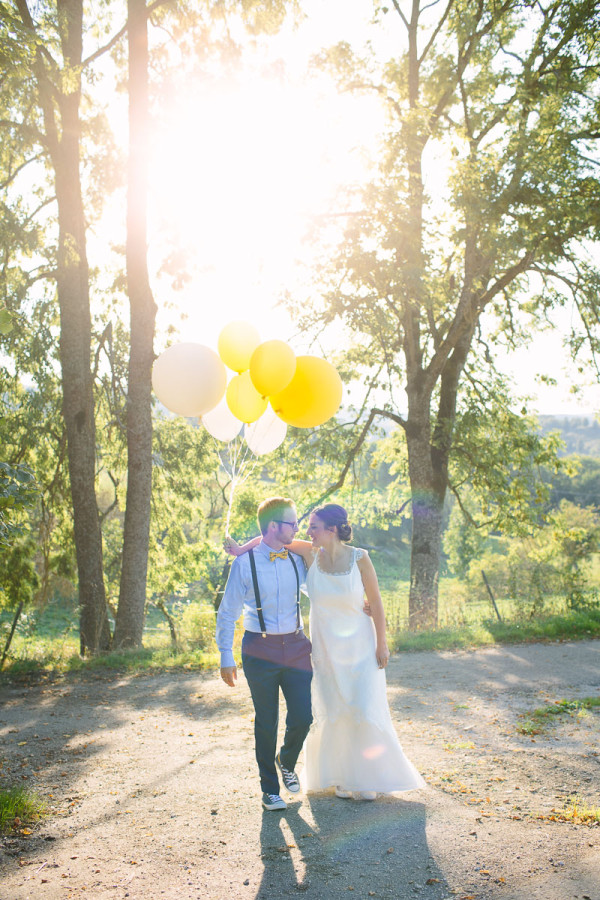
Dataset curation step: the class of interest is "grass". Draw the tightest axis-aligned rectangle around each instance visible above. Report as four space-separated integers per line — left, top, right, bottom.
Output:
538 796 600 825
560 796 600 825
391 607 600 653
1 584 599 679
0 786 46 833
443 741 476 751
517 696 600 735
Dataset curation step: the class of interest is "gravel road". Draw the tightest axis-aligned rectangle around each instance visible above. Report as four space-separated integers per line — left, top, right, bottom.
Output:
1 639 599 900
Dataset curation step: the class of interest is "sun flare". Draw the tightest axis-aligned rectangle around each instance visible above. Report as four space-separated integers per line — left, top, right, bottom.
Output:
149 72 378 345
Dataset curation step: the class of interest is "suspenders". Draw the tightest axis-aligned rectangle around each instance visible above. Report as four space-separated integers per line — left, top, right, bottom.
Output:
248 549 301 637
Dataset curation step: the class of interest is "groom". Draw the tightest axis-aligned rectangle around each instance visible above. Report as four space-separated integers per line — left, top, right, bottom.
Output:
216 496 312 811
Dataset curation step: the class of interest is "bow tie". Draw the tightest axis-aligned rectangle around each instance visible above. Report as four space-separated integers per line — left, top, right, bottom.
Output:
269 549 289 562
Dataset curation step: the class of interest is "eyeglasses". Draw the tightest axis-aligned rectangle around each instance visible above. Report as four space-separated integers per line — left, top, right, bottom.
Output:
273 520 299 529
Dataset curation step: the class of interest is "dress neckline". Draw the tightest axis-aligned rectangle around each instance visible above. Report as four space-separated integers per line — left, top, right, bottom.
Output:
315 546 356 577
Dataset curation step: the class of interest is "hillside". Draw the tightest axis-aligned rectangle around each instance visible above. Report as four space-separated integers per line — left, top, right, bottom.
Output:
538 414 600 457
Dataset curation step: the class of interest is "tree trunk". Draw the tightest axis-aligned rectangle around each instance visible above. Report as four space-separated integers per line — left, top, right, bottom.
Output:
113 0 156 648
52 0 110 653
402 3 439 628
405 402 444 630
408 497 443 630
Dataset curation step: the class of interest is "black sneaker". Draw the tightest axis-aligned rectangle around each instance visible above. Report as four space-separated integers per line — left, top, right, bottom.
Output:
276 753 300 793
262 792 287 811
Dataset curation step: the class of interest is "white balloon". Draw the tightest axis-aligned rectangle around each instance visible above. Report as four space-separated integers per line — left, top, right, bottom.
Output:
152 343 226 417
202 396 242 442
245 406 287 455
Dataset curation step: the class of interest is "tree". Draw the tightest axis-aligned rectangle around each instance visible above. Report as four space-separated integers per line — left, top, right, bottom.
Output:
11 0 111 652
112 0 157 648
305 0 600 628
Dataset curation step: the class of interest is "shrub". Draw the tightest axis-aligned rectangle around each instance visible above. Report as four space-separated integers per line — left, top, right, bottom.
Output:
176 601 217 651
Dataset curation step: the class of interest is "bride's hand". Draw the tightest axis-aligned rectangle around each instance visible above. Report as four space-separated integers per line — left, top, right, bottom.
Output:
376 642 389 669
223 535 241 556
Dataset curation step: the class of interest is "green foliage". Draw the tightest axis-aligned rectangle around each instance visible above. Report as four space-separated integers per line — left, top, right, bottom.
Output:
0 462 37 547
175 601 217 651
463 501 600 614
0 537 40 611
0 307 12 335
449 376 569 536
544 453 600 507
443 491 489 579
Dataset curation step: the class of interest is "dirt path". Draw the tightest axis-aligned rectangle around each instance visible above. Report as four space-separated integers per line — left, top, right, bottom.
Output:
1 640 599 900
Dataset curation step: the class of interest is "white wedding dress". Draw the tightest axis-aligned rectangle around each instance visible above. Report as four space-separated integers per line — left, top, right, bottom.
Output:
302 548 425 794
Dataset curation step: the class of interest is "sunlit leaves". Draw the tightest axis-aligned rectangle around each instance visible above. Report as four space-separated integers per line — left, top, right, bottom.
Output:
0 462 37 547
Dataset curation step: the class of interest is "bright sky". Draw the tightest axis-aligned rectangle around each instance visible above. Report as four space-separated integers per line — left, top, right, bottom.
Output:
143 0 600 418
149 0 383 350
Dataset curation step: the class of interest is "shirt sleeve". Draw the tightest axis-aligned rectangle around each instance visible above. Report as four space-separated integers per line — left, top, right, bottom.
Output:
215 558 247 668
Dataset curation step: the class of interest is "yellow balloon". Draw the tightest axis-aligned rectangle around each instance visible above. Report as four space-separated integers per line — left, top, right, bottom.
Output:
218 320 261 373
270 356 343 428
249 340 296 397
226 371 268 423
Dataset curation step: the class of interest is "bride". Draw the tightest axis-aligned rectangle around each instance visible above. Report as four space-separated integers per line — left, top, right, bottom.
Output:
226 502 425 800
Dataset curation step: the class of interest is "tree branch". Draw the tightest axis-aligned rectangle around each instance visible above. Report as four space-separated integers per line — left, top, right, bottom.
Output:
424 251 536 393
301 407 407 519
389 0 410 31
81 0 176 67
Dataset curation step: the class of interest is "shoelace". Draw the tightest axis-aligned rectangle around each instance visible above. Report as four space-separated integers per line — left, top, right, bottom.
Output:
280 765 298 784
266 793 283 802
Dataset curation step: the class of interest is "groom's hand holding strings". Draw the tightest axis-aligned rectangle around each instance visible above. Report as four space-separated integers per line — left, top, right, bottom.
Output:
221 666 237 687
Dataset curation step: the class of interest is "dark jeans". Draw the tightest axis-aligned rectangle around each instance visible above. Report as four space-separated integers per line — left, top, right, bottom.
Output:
242 630 313 796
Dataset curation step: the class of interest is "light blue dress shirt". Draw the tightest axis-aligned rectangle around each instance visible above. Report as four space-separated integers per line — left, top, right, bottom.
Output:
216 541 308 668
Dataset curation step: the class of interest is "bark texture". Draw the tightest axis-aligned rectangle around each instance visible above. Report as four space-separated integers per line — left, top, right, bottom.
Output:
113 0 156 648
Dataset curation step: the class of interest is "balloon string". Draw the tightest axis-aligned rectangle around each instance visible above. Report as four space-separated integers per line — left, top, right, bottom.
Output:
225 473 236 536
224 436 240 536
208 430 260 538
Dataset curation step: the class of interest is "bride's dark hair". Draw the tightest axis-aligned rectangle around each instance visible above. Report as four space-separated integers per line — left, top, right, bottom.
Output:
312 503 352 542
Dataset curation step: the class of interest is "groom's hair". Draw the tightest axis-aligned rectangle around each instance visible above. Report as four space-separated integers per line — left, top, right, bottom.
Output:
257 496 296 536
